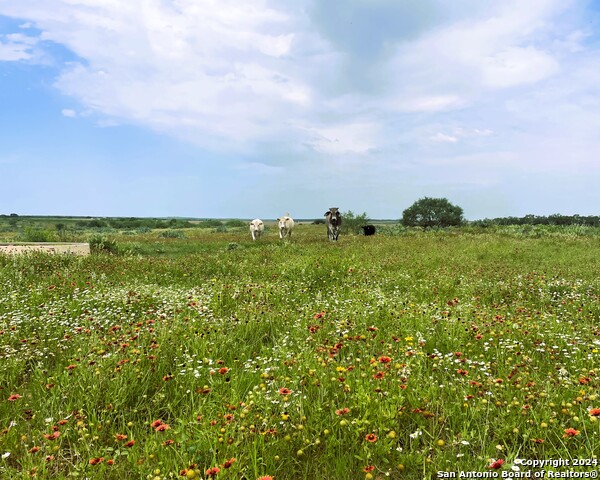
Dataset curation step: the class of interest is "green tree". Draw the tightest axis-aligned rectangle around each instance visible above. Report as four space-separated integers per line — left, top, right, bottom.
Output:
402 197 463 228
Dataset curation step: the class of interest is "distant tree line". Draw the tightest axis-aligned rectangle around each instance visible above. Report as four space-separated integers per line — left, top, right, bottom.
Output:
399 199 599 228
470 214 600 227
3 210 599 232
75 218 195 229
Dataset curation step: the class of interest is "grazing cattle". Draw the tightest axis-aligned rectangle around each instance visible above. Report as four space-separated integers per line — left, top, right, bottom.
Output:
277 214 294 239
324 207 342 241
249 219 264 241
361 225 376 236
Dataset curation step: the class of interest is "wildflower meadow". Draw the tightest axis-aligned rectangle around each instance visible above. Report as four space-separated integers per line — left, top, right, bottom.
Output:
1 225 599 479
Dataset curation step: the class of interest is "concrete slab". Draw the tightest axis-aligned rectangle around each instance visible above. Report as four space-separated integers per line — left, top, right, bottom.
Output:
0 243 90 256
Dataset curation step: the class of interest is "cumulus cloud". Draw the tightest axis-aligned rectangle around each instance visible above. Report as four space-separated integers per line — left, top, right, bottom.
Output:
382 0 575 114
0 0 314 146
0 0 598 180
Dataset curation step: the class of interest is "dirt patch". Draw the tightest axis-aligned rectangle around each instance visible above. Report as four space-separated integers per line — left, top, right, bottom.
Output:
0 243 90 256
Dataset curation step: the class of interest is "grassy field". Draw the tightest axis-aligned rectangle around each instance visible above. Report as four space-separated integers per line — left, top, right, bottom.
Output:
1 224 599 479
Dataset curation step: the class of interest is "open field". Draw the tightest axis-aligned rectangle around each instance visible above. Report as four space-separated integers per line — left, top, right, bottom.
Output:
1 225 599 479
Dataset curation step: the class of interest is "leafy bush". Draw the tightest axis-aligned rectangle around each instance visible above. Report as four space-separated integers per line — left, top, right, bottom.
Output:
159 230 186 239
225 219 246 228
76 219 108 228
18 227 59 242
168 219 195 229
89 234 119 254
341 211 370 234
198 220 224 228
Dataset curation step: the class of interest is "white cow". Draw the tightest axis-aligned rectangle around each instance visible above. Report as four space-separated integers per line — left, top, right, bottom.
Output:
277 214 294 239
249 219 264 241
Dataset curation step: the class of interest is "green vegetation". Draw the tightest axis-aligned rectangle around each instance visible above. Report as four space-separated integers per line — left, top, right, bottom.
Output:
158 230 186 239
472 214 600 227
0 216 197 243
402 197 464 228
341 211 370 235
17 227 60 243
0 223 599 479
89 234 120 255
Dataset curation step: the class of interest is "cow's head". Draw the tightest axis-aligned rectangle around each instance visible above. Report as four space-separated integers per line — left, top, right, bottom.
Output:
325 208 340 224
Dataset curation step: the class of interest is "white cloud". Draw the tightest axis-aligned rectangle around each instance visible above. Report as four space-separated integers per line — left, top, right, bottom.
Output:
429 128 494 144
473 129 493 137
0 0 598 184
430 133 458 143
383 0 572 116
61 109 76 118
396 95 463 113
0 1 578 142
481 46 558 88
0 0 313 147
0 33 37 61
302 122 379 155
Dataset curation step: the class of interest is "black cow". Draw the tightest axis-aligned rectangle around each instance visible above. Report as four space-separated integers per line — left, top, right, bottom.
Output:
324 207 342 241
361 225 376 236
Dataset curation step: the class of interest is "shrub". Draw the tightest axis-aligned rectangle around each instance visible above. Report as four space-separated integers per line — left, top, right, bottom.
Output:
376 224 407 236
225 219 246 228
88 219 108 228
89 235 119 254
198 220 224 228
341 211 370 234
18 227 59 243
159 230 185 239
168 219 194 228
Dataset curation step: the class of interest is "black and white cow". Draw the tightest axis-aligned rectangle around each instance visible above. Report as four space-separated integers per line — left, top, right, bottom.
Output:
324 207 342 241
361 225 376 236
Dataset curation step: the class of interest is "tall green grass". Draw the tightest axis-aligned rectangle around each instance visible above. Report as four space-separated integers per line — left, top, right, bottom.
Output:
0 226 599 479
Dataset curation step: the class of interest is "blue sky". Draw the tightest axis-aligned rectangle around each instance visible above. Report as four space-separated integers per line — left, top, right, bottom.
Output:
1 0 599 219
